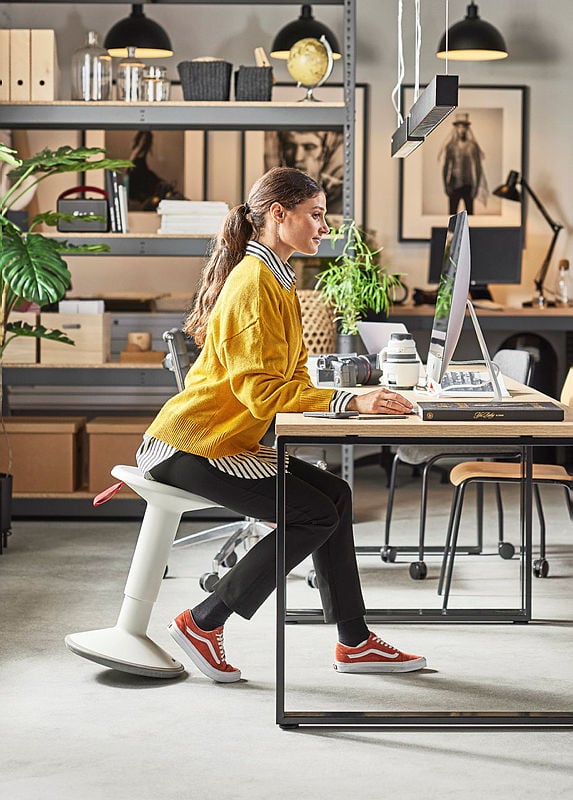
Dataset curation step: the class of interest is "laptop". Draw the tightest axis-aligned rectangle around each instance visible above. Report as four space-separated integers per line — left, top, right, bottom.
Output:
356 321 409 354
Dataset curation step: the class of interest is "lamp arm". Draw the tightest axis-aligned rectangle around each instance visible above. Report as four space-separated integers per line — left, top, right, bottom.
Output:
520 177 562 233
520 178 564 296
533 226 563 295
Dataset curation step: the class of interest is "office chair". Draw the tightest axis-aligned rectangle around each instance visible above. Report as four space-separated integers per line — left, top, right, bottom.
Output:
163 328 274 592
382 348 534 580
438 368 573 609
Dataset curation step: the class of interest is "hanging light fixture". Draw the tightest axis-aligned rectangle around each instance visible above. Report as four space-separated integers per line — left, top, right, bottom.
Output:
104 3 173 58
270 4 341 60
436 2 508 61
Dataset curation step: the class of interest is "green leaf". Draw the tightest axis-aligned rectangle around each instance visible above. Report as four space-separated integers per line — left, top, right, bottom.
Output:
8 145 133 180
0 142 22 168
5 319 74 345
0 231 72 306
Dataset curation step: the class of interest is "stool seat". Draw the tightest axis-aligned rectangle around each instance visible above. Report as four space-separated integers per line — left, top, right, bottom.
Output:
450 461 572 486
65 464 223 679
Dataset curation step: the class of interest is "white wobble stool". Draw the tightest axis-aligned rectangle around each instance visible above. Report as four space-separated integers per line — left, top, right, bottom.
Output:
65 464 224 679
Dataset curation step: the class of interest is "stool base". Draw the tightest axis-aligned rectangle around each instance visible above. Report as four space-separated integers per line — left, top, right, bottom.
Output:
65 627 185 679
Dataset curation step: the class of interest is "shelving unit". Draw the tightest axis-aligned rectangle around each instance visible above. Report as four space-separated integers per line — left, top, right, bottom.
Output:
1 0 357 516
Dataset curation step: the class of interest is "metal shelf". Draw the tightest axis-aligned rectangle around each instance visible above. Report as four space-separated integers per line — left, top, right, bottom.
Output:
51 233 344 257
0 101 345 131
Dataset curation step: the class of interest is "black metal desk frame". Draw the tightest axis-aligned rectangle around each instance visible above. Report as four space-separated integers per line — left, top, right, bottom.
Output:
276 429 573 729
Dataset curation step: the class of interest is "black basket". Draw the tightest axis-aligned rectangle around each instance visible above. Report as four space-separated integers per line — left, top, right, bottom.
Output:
234 66 273 101
177 60 232 101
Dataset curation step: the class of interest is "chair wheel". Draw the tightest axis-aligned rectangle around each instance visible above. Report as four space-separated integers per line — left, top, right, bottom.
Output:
200 572 219 592
222 551 238 568
163 565 169 579
409 561 428 580
306 569 318 589
380 546 397 563
533 558 549 578
498 541 515 560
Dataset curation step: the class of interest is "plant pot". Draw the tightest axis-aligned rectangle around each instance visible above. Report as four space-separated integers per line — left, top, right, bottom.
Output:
0 472 12 554
336 333 367 355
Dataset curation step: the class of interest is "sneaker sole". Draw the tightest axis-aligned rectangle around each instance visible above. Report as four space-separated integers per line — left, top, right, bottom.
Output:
168 621 241 683
334 656 427 673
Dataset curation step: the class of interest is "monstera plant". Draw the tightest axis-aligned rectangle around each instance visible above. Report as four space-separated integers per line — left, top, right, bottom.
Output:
0 141 132 360
0 141 132 547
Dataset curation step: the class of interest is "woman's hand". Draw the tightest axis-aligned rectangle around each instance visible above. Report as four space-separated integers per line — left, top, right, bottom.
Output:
346 389 414 415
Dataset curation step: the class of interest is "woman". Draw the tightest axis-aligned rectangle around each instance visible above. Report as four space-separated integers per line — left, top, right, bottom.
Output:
136 167 426 682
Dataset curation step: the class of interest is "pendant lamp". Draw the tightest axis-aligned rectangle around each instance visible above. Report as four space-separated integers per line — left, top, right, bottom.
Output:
271 4 341 60
436 2 508 61
104 3 173 58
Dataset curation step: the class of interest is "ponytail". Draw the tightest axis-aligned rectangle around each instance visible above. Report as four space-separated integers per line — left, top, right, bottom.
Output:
184 204 252 345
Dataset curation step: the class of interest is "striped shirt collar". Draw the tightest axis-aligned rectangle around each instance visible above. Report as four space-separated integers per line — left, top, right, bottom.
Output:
246 241 296 291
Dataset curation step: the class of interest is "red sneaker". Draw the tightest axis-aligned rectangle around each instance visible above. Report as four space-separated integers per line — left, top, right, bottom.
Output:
334 632 426 673
168 610 241 683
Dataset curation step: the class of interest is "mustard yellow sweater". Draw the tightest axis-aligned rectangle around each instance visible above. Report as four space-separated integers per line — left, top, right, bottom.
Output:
146 255 337 457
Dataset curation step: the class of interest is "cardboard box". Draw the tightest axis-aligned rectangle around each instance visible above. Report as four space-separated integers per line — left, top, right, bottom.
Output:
2 312 38 364
87 416 153 493
0 416 86 493
40 313 111 364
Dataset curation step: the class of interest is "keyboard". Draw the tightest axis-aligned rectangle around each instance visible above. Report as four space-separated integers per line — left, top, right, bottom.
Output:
438 369 509 397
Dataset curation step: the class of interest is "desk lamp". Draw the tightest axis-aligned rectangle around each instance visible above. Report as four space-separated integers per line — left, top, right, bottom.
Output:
493 170 563 308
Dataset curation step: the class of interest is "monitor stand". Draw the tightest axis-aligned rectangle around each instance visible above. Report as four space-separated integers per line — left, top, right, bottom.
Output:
465 299 503 401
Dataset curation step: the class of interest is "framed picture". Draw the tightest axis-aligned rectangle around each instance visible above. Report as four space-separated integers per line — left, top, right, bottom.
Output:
243 82 369 228
398 84 528 241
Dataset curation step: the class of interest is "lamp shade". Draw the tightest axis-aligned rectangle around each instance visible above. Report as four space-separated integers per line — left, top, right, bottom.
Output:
271 4 341 60
104 3 173 58
493 170 521 202
436 2 508 61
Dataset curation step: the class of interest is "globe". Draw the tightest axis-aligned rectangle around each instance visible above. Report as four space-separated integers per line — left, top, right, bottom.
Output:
287 36 333 100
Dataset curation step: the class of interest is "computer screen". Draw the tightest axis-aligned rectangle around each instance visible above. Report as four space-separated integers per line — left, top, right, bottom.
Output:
426 210 471 388
428 226 523 299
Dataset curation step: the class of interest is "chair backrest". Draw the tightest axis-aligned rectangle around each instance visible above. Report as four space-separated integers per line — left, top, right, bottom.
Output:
162 328 192 392
493 348 533 386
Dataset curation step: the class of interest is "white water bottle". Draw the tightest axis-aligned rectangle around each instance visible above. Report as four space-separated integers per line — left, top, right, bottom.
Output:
556 259 570 306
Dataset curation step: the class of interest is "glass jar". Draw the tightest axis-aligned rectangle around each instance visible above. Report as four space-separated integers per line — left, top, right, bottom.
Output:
116 47 145 102
142 65 171 102
71 31 112 101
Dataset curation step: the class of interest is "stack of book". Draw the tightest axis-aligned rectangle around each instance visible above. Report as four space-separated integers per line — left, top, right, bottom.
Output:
156 200 229 234
104 170 128 233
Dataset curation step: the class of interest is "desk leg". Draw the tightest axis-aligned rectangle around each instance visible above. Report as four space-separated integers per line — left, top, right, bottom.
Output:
522 446 533 620
276 437 289 727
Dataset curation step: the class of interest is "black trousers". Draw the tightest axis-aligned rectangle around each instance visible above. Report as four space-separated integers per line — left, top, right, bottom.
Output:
149 453 366 624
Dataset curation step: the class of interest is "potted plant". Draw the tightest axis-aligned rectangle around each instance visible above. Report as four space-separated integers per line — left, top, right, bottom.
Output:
0 141 132 550
315 220 404 352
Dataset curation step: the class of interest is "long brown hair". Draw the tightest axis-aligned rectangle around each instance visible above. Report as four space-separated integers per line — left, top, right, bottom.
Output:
184 167 323 345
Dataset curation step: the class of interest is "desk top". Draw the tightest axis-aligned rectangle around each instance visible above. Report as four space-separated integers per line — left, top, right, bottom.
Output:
276 383 573 440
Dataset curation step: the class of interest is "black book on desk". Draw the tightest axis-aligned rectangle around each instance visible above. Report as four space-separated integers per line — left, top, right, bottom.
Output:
417 401 564 422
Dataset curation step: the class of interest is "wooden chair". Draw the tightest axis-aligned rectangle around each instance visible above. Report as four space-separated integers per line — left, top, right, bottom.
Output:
438 369 573 609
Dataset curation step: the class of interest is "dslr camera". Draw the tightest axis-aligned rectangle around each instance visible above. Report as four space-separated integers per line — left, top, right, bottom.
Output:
316 353 382 388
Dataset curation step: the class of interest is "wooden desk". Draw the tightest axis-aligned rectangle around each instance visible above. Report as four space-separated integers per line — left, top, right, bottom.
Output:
274 386 573 728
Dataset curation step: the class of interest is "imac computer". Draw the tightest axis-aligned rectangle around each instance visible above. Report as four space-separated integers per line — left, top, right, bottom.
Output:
428 226 523 300
425 210 506 400
426 210 471 390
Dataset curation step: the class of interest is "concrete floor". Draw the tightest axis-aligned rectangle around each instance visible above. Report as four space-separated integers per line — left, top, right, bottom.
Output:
1 461 572 799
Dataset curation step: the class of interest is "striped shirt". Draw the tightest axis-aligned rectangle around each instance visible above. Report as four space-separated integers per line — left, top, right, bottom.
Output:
136 241 352 479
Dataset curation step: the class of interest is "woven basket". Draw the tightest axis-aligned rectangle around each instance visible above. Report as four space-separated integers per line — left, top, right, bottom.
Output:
177 60 232 101
234 66 273 101
298 290 337 355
